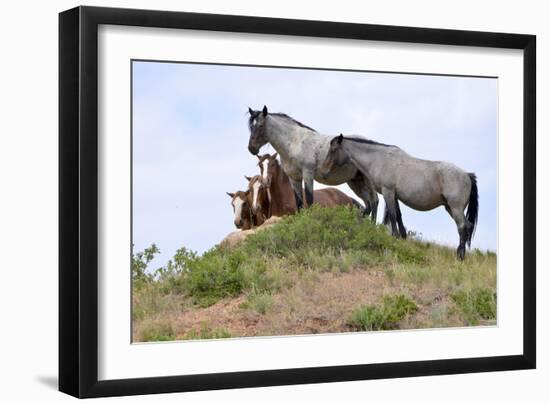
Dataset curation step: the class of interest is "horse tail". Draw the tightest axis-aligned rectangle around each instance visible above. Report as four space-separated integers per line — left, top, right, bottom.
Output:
466 173 479 247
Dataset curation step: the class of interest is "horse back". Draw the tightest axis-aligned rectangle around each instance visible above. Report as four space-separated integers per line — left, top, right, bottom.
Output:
313 188 355 207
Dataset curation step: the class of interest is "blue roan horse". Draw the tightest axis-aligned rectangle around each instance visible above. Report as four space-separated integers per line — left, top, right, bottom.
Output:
321 134 479 260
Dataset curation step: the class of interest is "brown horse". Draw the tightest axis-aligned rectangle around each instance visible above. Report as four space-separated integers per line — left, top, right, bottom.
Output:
254 153 362 216
244 174 270 226
227 175 269 230
226 190 254 230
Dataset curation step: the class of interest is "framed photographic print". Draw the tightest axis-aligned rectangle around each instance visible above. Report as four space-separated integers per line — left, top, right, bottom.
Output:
59 6 536 398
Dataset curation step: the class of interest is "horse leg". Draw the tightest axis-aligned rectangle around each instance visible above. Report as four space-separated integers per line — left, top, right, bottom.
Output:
303 173 315 208
447 203 472 261
348 172 378 221
289 178 304 210
368 188 379 223
395 199 407 239
266 189 272 218
381 188 400 238
383 205 390 225
381 201 405 238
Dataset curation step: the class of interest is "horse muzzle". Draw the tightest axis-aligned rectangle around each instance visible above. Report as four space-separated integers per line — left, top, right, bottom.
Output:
248 145 259 155
320 162 332 179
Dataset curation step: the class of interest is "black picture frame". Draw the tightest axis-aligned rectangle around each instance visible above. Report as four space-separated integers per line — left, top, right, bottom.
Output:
59 5 536 398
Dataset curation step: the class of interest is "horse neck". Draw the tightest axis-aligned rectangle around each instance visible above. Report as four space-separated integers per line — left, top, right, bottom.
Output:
265 116 309 158
269 162 296 214
260 188 270 217
343 140 391 175
242 210 252 230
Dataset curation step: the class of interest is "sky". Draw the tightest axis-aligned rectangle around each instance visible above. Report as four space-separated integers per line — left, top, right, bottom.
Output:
132 61 497 269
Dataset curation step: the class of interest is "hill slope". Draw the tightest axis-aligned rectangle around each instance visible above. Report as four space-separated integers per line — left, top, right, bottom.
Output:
132 205 496 342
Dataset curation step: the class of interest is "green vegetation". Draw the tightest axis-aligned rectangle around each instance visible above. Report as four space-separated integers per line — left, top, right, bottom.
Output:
133 206 429 307
348 295 418 331
242 204 428 265
245 292 274 315
451 288 497 325
182 323 232 340
135 318 176 342
132 205 497 341
131 243 160 289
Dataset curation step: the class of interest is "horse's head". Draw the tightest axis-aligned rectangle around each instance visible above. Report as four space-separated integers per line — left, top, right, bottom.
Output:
226 190 252 229
257 152 278 187
321 134 348 178
247 105 269 155
245 174 269 215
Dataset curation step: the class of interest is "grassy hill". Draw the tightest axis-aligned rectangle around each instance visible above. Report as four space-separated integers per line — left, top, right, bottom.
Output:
132 205 496 342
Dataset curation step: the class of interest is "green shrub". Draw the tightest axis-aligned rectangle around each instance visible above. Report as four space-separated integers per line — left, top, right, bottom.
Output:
242 205 427 265
248 292 274 315
383 295 418 324
131 243 160 289
184 248 248 307
154 247 198 294
242 259 281 294
348 294 418 331
451 288 496 325
348 305 387 331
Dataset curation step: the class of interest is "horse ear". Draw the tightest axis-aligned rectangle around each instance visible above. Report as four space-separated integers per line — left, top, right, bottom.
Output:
262 105 268 116
337 134 344 144
226 192 235 198
244 175 252 181
248 107 253 114
257 154 262 160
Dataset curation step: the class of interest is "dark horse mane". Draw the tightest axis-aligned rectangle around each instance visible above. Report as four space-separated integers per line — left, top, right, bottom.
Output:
248 110 317 133
340 136 394 148
270 113 317 132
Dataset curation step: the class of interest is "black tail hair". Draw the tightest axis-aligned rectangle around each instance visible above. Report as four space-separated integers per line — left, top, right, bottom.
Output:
466 173 479 247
